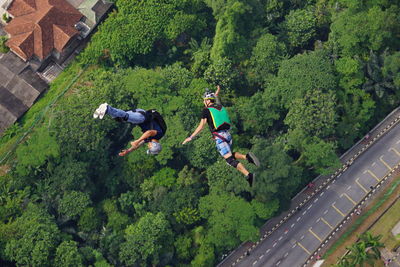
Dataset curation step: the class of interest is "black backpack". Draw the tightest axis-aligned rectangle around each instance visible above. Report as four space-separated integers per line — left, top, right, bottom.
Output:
134 109 167 134
147 109 167 134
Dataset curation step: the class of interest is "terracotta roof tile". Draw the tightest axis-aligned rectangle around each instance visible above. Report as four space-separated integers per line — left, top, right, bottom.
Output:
5 0 83 61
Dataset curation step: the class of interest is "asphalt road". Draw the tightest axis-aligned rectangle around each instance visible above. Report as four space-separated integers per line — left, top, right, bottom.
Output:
233 122 400 267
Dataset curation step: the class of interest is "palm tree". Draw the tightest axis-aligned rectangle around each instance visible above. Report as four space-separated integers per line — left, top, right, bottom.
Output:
342 232 384 267
359 232 384 260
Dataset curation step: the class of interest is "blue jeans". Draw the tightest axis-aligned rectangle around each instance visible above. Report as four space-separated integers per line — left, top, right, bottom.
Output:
106 105 146 124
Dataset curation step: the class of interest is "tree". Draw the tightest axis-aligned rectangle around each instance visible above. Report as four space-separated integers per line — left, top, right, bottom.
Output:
102 199 130 232
4 204 61 267
78 207 101 233
119 212 172 266
251 139 303 204
284 87 337 140
54 241 84 267
267 50 337 110
247 33 287 86
199 192 259 251
58 191 92 219
343 232 384 266
80 0 209 66
282 8 317 50
329 5 400 58
204 57 239 93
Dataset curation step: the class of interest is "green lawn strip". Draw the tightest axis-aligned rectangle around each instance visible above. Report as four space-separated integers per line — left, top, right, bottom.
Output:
0 62 87 164
369 199 400 250
324 178 400 258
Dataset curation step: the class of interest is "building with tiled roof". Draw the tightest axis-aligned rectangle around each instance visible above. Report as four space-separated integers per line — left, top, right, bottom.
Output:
4 0 83 62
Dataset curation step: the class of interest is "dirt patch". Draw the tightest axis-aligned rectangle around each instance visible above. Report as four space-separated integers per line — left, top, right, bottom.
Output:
0 164 10 176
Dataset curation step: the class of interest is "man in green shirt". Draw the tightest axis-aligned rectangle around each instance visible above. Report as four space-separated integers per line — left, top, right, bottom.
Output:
182 86 259 186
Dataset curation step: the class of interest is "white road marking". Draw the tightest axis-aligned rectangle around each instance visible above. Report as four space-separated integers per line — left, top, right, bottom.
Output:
327 185 331 189
332 180 336 183
301 235 304 240
253 260 257 265
278 236 283 241
292 244 297 248
259 255 264 260
302 211 307 215
266 249 270 253
316 218 320 222
307 204 313 210
284 252 289 257
276 260 281 266
372 162 376 167
273 243 277 247
297 217 301 222
396 140 400 144
314 198 319 203
291 223 295 228
320 192 324 196
324 210 328 214
347 185 352 190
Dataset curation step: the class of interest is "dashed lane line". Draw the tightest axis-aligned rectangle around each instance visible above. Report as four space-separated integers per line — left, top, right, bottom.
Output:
276 260 281 266
302 211 307 216
253 260 257 265
278 236 283 241
314 198 319 203
320 192 324 196
291 223 295 228
347 185 352 190
259 255 264 260
307 204 313 210
284 252 289 257
297 217 301 222
273 243 277 247
323 210 328 215
266 249 270 253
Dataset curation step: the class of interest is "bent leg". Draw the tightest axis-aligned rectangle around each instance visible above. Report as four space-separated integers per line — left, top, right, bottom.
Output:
233 152 247 160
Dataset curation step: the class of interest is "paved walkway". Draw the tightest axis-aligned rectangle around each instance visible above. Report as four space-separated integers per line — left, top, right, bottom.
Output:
218 107 400 267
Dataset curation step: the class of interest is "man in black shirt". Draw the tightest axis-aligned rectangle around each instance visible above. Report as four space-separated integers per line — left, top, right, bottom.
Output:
182 86 259 186
94 103 165 156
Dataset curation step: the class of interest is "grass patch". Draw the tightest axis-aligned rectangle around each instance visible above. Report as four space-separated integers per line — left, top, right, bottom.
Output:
324 178 400 259
369 199 400 251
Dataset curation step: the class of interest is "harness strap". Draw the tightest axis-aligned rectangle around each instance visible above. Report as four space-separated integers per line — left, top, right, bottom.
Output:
212 132 229 143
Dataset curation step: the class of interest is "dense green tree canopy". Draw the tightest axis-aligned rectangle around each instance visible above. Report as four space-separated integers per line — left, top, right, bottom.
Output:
2 0 400 266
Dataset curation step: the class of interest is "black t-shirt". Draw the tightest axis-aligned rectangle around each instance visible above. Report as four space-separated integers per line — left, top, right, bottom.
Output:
138 120 164 141
202 105 231 132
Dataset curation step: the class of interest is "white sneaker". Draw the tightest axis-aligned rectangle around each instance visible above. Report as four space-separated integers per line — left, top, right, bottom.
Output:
93 103 108 119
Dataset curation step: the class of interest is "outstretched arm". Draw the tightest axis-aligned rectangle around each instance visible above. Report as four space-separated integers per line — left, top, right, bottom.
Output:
119 130 157 156
182 118 207 144
215 85 221 96
215 85 221 105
